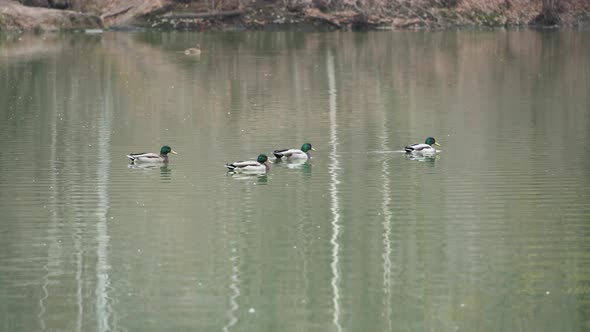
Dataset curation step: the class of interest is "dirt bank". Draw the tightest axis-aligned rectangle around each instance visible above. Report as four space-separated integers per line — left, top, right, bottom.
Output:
143 0 590 31
1 0 589 31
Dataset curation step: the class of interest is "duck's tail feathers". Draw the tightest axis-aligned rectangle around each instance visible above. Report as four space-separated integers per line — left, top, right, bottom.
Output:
127 154 136 161
225 163 236 170
404 146 413 153
273 149 287 159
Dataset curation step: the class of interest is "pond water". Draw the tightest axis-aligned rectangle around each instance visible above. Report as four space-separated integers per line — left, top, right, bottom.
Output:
0 29 589 331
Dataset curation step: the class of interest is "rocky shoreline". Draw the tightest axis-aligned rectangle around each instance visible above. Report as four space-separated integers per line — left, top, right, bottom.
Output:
0 0 589 32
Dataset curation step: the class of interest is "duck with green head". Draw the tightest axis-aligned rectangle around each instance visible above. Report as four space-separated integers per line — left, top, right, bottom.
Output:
225 154 273 173
127 145 177 163
273 143 315 160
404 137 440 155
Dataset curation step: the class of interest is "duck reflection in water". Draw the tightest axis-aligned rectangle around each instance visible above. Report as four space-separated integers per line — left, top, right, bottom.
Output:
272 157 312 176
159 165 172 181
405 153 438 165
128 163 172 180
226 172 268 184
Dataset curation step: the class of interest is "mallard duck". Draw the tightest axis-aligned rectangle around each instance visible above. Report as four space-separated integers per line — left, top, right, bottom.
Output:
273 143 315 160
127 145 177 163
404 137 440 155
225 154 273 173
184 44 201 55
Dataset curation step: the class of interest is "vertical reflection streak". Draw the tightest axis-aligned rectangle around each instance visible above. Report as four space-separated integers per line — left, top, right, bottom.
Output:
39 66 60 331
96 76 113 332
223 253 240 332
224 184 252 331
378 80 393 331
327 50 343 332
74 218 83 332
70 70 84 332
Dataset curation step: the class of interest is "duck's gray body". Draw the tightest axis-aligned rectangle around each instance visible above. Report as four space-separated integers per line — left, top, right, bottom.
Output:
272 148 310 160
127 152 169 163
127 145 177 164
273 143 315 160
225 160 270 173
404 137 439 155
226 154 272 174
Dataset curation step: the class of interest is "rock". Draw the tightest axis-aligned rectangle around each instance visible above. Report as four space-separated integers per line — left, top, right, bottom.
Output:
0 0 102 31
